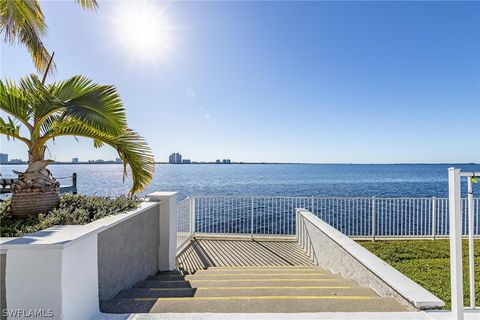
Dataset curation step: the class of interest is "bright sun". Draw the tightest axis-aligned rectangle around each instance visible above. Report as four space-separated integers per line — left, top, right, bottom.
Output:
111 3 174 63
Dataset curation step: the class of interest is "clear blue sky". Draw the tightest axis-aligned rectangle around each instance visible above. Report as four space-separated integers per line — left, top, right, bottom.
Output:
1 1 479 163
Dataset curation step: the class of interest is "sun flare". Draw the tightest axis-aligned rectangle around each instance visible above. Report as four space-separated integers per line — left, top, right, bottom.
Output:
111 3 174 63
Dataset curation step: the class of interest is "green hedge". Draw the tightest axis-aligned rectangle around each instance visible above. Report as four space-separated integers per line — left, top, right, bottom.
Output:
0 194 140 237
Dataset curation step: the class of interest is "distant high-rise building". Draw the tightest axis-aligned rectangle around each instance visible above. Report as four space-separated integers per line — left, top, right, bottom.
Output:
115 158 122 163
72 157 79 163
182 159 191 164
215 159 221 164
222 159 231 164
0 153 8 163
169 153 183 164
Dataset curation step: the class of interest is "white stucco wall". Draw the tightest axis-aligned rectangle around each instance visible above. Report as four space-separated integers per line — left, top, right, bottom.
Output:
0 201 164 320
296 209 444 310
3 235 99 320
62 234 99 320
147 192 177 271
5 248 63 319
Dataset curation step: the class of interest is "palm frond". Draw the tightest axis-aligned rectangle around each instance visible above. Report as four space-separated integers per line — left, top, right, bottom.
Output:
45 119 154 193
0 0 54 72
0 0 47 43
0 78 32 128
113 129 155 193
0 116 30 145
19 74 59 119
17 74 126 138
18 18 53 73
93 139 104 148
52 75 127 135
39 113 60 136
75 0 98 11
0 116 19 139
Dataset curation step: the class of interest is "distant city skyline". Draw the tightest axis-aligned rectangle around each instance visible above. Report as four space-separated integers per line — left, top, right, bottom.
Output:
0 150 477 165
0 153 126 164
1 1 478 164
168 152 232 164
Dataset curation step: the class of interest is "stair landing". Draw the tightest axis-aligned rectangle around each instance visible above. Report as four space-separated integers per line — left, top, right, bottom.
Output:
177 237 313 272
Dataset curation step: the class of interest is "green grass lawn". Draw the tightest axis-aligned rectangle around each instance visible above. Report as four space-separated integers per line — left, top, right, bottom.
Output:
359 239 480 310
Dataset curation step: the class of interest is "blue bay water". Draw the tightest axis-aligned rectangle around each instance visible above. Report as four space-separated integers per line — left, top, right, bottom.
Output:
1 163 479 199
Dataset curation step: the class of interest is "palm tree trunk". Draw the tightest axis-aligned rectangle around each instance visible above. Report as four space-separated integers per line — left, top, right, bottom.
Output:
11 145 60 217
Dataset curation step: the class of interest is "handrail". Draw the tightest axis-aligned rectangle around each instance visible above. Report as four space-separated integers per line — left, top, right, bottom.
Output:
0 172 77 194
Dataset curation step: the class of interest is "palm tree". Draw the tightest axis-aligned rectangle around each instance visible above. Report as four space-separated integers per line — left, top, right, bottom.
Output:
0 73 154 216
0 0 98 73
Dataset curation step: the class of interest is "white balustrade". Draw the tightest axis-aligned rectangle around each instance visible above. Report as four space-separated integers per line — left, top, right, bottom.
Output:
179 195 479 239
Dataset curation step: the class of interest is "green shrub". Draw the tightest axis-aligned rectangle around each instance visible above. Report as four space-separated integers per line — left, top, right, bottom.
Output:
0 194 140 237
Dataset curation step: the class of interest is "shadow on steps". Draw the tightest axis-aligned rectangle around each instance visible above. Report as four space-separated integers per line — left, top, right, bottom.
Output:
100 270 196 313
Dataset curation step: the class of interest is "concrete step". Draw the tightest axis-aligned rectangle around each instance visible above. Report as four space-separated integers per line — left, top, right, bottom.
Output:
193 286 377 297
116 288 197 298
194 268 327 275
204 266 319 271
134 278 356 288
188 278 350 287
187 273 336 280
147 273 339 281
157 270 184 276
146 275 188 281
133 280 193 289
101 296 406 313
115 286 377 299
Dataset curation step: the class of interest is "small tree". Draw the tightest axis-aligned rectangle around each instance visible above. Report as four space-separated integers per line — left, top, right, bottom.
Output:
0 73 154 216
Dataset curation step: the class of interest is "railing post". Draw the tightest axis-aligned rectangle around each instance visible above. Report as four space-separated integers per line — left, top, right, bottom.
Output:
432 196 436 240
448 168 464 320
190 196 196 238
250 196 254 238
296 208 300 241
72 172 77 194
467 177 475 309
371 196 376 242
311 196 315 214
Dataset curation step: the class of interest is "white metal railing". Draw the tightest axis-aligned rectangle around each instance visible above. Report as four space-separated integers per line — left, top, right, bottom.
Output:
176 196 194 250
448 168 478 319
175 177 479 317
189 195 479 239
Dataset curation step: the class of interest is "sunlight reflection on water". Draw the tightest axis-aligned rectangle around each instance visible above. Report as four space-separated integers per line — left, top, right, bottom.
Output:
1 163 478 199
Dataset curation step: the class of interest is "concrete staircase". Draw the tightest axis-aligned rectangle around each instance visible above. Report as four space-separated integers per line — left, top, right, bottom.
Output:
101 266 406 313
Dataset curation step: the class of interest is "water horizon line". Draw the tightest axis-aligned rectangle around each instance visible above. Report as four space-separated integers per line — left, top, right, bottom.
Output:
1 161 478 166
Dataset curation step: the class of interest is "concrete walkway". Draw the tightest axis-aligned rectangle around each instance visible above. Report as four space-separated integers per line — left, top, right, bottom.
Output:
96 310 480 320
177 238 313 272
